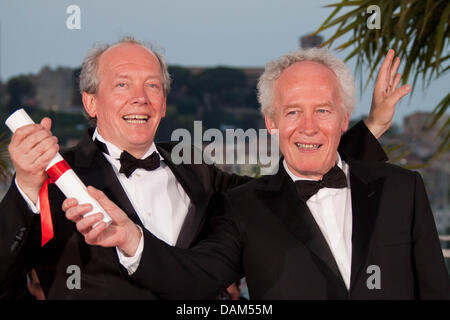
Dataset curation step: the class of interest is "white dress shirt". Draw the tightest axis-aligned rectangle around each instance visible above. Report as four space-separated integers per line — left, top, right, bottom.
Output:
92 130 191 273
283 154 353 290
17 129 191 275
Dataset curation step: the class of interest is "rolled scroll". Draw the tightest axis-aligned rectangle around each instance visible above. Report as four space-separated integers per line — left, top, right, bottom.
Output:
5 108 112 228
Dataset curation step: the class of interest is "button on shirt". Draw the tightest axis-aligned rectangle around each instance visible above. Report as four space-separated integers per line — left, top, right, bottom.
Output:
283 154 353 290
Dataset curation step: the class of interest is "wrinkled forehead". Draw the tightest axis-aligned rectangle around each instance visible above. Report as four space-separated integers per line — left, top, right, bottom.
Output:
97 43 161 77
274 61 342 105
276 61 339 88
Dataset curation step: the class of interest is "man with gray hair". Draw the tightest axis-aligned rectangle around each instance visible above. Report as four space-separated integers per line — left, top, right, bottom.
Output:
64 47 449 299
1 35 408 299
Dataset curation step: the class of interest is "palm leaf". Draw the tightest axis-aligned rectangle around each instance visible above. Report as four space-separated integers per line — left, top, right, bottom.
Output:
315 0 450 159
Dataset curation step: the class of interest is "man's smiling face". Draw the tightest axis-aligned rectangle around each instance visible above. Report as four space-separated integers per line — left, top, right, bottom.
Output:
265 61 350 180
83 43 166 158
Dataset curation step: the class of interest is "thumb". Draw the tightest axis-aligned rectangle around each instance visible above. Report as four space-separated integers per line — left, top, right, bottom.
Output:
87 186 114 210
86 186 126 222
40 117 52 131
390 84 411 105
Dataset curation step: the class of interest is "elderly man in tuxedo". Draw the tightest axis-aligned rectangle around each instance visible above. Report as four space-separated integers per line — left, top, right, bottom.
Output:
64 47 449 299
1 36 407 299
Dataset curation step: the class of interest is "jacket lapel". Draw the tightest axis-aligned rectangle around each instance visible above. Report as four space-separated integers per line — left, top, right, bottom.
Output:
72 130 141 226
348 161 384 290
73 137 207 247
156 143 208 249
259 163 347 288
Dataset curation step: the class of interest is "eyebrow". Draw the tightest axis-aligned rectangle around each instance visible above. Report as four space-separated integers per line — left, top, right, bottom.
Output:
114 74 162 81
283 101 334 109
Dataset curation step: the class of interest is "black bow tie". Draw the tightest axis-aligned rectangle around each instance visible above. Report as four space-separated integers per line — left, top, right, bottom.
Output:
295 165 348 202
119 150 161 178
94 139 160 178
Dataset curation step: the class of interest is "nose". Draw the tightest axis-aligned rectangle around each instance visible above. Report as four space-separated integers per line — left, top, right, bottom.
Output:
298 112 318 136
130 84 148 105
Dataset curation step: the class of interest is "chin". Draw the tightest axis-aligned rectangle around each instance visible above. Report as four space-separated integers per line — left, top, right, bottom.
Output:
129 131 154 141
289 159 326 176
131 138 153 147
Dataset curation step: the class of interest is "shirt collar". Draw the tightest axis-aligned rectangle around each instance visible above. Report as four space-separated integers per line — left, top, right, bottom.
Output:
92 128 161 160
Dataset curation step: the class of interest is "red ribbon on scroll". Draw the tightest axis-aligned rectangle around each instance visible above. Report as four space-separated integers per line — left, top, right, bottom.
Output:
38 160 71 246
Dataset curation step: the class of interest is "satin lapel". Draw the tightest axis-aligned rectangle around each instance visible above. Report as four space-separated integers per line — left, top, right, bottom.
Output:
260 165 346 287
156 143 208 248
348 163 384 290
72 131 141 226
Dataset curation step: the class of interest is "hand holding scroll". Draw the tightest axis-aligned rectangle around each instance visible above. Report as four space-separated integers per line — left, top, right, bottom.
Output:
8 117 59 204
63 186 142 257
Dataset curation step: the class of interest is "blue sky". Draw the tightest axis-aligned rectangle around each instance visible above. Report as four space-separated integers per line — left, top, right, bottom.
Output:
0 0 448 126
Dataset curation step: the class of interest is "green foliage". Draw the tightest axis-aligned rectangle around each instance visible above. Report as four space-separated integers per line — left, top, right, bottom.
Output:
0 105 88 179
6 76 35 113
193 67 252 107
72 67 83 107
0 106 88 146
155 65 262 141
195 67 247 92
27 108 88 145
0 65 263 145
315 0 450 154
168 66 195 93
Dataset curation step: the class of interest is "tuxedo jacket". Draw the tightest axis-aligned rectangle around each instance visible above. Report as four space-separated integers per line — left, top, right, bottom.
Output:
130 155 450 299
0 121 386 299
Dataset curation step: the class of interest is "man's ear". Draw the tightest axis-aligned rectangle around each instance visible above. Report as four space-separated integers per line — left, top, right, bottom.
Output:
265 114 277 135
82 92 97 118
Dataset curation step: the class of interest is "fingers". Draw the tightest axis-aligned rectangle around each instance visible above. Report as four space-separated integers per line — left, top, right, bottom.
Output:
389 84 411 104
75 213 107 246
65 202 93 223
375 49 407 97
86 186 124 222
22 129 56 153
377 49 395 82
28 136 59 167
12 117 52 145
66 189 130 248
85 221 107 244
86 186 104 200
10 123 47 148
9 122 59 199
63 196 109 245
40 117 52 131
76 212 103 234
62 198 79 213
10 123 58 163
389 57 400 86
86 186 115 212
87 186 131 227
392 73 402 90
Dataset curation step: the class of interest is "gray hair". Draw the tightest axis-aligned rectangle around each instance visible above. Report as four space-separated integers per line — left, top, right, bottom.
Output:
257 47 355 118
79 36 171 97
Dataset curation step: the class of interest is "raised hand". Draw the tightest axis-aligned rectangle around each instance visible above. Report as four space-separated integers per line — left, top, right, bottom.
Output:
365 49 411 138
9 117 59 203
62 186 142 256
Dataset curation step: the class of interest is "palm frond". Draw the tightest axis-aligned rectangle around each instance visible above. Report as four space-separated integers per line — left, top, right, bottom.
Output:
315 0 450 158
